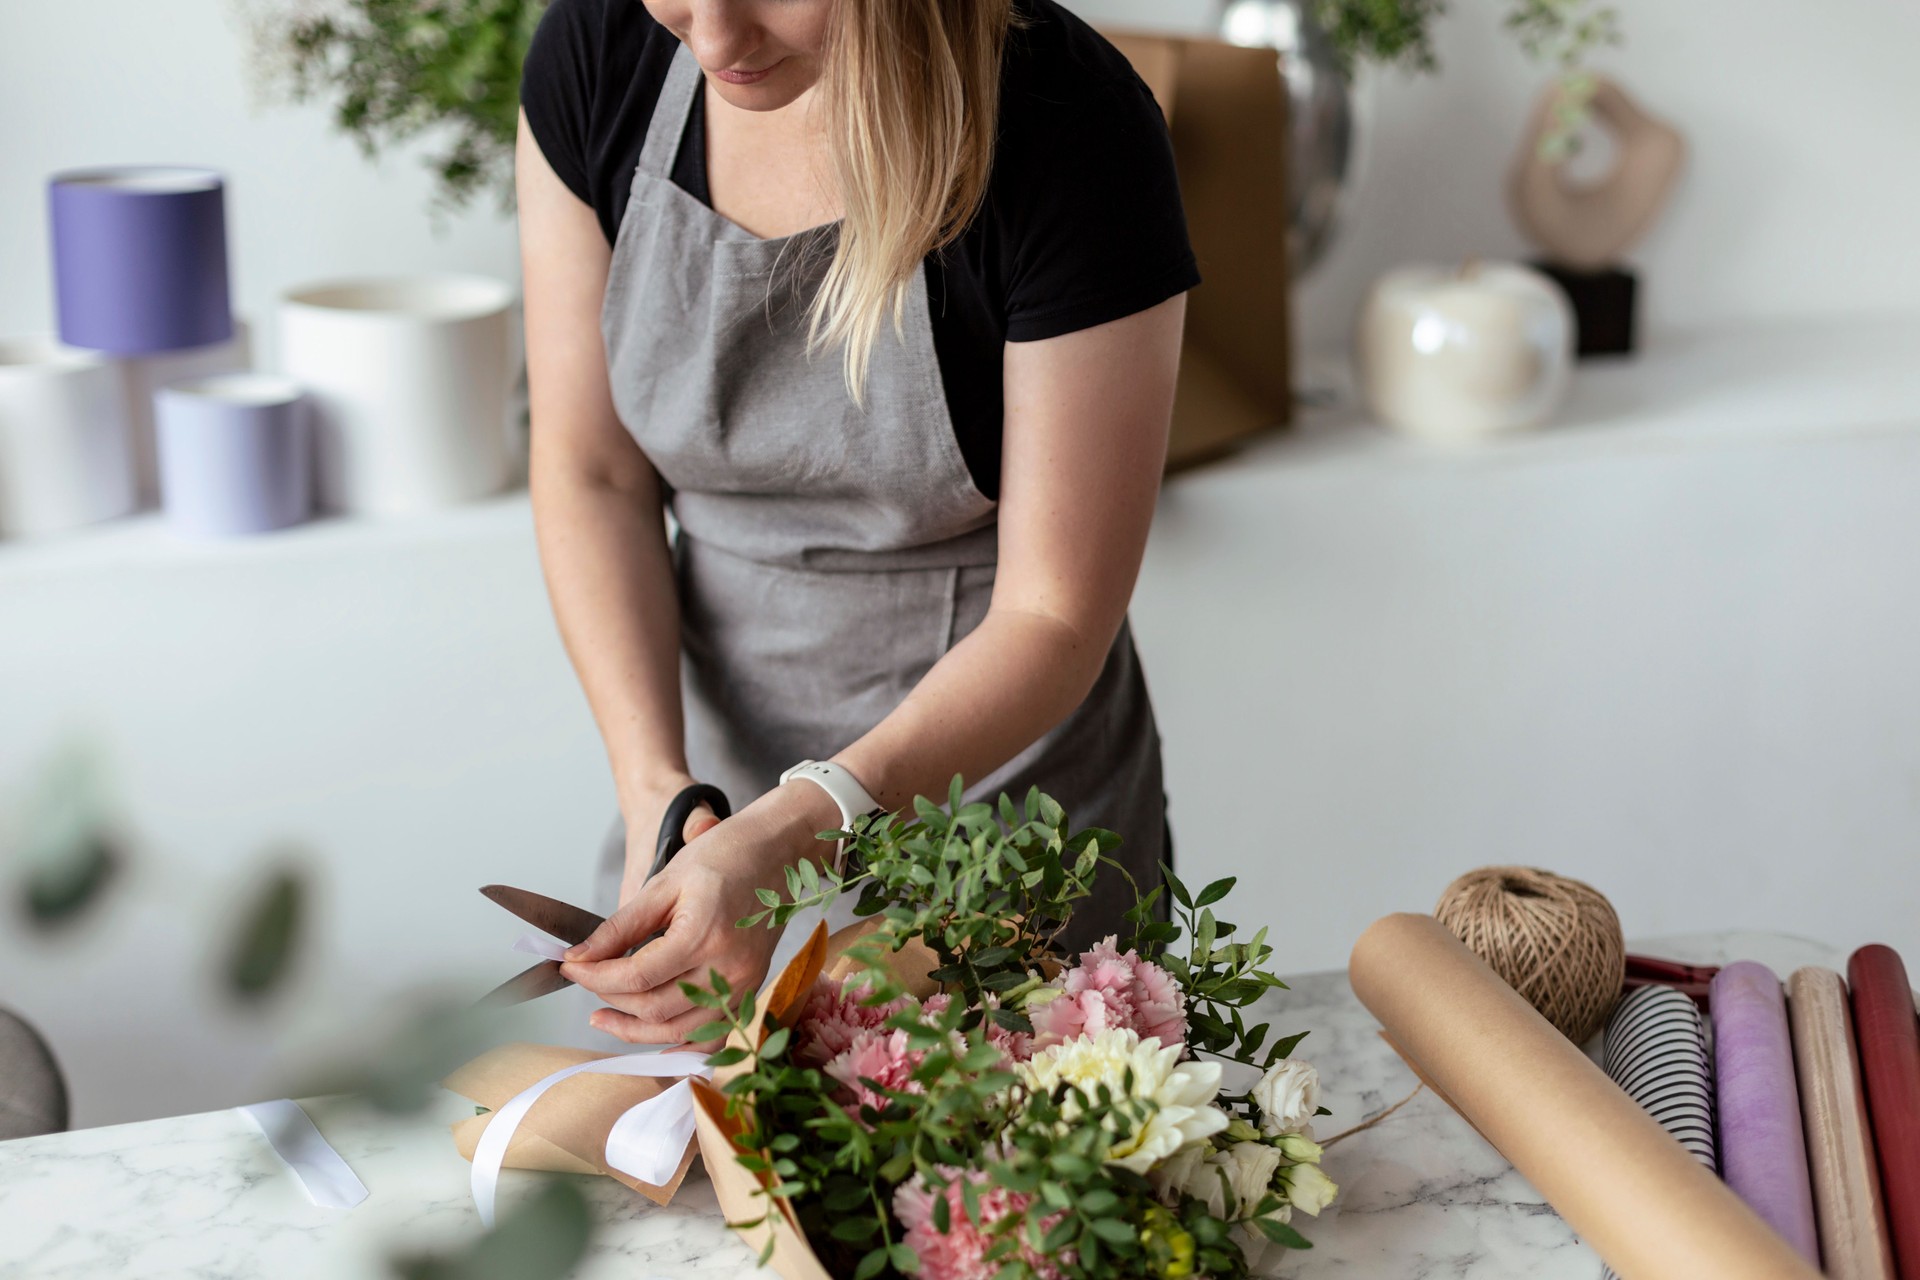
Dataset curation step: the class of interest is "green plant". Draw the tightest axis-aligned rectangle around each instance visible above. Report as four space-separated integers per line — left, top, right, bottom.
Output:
235 0 547 216
1310 0 1622 159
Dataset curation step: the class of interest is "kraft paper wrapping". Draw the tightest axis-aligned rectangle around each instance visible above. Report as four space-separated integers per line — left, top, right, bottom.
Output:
1348 914 1822 1280
445 1042 698 1205
1786 967 1897 1280
1711 961 1820 1263
1848 945 1920 1279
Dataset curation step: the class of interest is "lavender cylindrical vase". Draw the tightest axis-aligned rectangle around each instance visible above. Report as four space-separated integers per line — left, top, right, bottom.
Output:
49 165 234 355
155 374 311 537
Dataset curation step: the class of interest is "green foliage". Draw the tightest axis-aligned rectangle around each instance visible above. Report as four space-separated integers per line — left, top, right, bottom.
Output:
243 0 547 215
10 743 122 929
225 864 307 1001
743 781 1127 1039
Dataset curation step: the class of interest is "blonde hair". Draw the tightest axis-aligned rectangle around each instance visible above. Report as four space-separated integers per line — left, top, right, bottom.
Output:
806 0 1017 404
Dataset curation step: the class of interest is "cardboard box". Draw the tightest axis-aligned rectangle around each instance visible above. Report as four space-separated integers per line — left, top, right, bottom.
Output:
1103 29 1294 470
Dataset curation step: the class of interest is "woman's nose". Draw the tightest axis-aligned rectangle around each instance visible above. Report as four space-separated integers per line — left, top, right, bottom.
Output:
681 1 766 73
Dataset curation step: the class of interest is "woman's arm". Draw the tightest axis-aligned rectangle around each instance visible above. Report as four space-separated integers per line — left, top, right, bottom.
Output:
564 291 1186 1043
517 108 719 886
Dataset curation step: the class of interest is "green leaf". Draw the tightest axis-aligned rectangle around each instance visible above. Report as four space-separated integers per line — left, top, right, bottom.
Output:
759 1027 790 1060
755 887 781 907
226 866 305 1001
1194 876 1236 907
706 1047 750 1068
1253 1216 1314 1249
1089 1217 1135 1245
890 1242 920 1273
853 1247 888 1280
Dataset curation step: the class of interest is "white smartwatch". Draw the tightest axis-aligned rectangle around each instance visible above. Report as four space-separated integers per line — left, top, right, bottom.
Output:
779 759 882 857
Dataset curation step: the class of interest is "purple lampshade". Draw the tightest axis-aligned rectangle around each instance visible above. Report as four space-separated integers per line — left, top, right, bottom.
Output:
48 165 234 355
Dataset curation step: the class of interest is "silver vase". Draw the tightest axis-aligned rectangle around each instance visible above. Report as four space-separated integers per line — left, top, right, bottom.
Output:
1218 0 1359 278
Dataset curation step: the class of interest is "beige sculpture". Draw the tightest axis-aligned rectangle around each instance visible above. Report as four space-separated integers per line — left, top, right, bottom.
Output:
1507 75 1686 271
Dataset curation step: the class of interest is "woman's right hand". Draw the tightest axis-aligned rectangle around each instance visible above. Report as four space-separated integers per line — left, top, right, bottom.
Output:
617 776 724 909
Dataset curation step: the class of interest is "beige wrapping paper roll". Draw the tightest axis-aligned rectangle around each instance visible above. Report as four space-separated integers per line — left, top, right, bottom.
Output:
1349 914 1822 1280
1786 967 1897 1280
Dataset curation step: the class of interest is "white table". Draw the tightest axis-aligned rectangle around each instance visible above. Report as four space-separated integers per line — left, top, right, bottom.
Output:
0 930 1837 1278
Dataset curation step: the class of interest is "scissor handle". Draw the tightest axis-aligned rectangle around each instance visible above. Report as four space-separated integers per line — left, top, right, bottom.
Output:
650 782 731 880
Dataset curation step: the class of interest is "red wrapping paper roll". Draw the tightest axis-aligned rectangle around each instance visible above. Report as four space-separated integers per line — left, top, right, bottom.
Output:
1848 944 1920 1279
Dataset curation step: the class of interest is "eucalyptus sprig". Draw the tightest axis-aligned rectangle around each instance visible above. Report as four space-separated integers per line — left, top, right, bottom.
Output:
742 778 1131 1036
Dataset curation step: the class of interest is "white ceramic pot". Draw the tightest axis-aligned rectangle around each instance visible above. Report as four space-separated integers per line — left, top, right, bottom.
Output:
0 336 138 538
1355 261 1575 442
280 275 517 516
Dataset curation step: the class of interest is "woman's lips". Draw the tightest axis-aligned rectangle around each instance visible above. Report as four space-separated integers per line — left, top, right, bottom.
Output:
713 59 782 86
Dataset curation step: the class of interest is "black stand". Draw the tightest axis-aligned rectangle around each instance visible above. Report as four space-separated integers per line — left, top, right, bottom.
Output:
1529 259 1638 358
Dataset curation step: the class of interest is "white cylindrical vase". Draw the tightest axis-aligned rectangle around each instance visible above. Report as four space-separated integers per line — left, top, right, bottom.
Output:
0 337 138 538
280 275 516 516
155 373 312 537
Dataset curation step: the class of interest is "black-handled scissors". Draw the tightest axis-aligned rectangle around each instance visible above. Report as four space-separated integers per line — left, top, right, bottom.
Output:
476 783 732 1008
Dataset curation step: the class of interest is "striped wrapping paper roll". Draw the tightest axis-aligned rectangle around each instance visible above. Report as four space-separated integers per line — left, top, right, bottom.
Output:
1712 961 1821 1265
1599 985 1716 1280
1848 945 1920 1280
1786 967 1895 1280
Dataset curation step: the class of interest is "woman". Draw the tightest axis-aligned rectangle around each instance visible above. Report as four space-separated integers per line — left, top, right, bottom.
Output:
517 0 1196 1046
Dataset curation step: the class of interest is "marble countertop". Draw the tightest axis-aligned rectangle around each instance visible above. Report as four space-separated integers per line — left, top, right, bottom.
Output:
0 931 1839 1279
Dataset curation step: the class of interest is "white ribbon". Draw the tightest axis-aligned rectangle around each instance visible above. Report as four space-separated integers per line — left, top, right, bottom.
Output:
469 1049 713 1228
237 1098 370 1209
512 930 571 962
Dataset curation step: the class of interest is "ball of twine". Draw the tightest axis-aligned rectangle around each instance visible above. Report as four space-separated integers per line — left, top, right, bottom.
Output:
1434 866 1625 1044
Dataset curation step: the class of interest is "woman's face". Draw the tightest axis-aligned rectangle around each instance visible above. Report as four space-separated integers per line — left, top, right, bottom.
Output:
641 0 832 112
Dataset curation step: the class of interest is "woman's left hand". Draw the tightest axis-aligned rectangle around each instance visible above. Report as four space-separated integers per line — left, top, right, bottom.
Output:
559 782 840 1044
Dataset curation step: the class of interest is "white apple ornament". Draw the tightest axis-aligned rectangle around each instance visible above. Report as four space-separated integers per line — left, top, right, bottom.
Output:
1355 260 1575 442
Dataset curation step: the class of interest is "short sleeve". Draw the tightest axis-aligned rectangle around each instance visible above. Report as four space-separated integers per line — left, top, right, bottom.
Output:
518 0 601 208
998 76 1201 344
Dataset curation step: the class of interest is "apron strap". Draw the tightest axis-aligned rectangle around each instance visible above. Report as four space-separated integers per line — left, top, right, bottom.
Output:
638 42 703 180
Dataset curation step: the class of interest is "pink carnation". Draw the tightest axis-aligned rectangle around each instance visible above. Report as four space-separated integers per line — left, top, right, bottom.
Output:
1029 935 1186 1051
794 976 911 1069
824 1027 925 1113
893 1168 1068 1280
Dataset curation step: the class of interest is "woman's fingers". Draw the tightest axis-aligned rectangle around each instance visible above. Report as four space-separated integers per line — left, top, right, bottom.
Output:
592 966 706 1025
682 804 722 843
566 876 675 962
589 1001 724 1047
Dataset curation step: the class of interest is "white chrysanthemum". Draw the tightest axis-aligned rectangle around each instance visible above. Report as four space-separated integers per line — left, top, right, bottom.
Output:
1018 1028 1228 1174
1252 1058 1321 1136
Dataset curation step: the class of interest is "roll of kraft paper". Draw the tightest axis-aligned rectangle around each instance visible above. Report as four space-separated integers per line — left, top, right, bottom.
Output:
1712 961 1820 1264
1787 968 1896 1280
1849 945 1920 1279
1349 914 1822 1280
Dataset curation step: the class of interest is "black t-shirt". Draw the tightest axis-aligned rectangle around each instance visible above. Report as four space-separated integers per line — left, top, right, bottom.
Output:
520 0 1200 500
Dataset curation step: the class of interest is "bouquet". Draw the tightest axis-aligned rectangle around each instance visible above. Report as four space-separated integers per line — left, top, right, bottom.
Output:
685 781 1337 1280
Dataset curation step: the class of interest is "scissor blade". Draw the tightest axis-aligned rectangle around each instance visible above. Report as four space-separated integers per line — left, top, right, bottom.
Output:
480 884 604 945
477 959 573 1009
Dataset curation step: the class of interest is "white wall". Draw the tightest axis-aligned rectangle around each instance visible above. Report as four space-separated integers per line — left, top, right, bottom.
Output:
2 1 1918 1129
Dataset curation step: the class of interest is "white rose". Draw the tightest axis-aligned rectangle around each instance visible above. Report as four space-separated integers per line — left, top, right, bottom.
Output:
1019 1028 1229 1174
1147 1141 1209 1207
1282 1160 1338 1217
1252 1059 1321 1136
1213 1140 1284 1219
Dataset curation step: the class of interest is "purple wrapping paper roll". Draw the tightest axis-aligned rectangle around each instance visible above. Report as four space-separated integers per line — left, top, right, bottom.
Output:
1713 960 1821 1265
49 166 233 355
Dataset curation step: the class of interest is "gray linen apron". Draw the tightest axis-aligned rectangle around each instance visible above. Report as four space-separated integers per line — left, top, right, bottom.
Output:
591 42 1167 971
